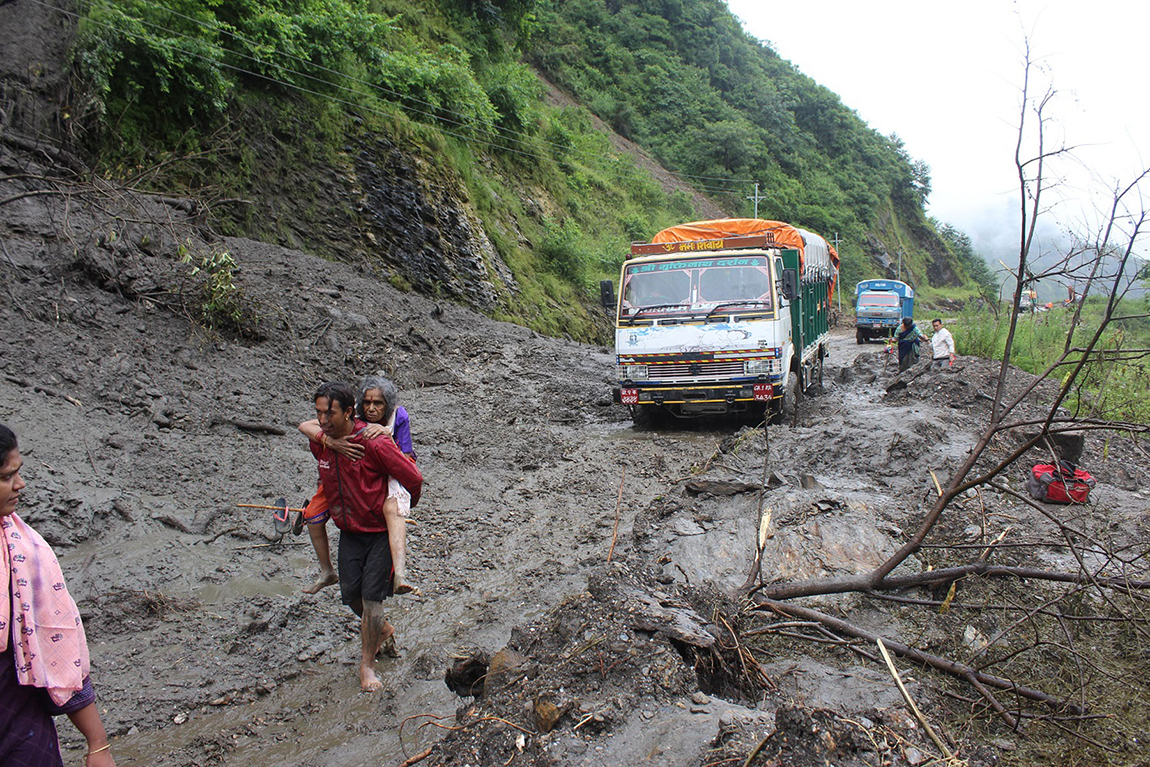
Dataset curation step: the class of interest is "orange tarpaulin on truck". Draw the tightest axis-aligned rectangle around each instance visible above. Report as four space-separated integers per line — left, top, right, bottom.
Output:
651 218 840 301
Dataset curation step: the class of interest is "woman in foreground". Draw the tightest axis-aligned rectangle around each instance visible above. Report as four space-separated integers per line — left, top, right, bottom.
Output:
0 423 116 766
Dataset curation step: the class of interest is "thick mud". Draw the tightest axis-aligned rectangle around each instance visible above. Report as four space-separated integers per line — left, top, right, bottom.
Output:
3 148 1148 766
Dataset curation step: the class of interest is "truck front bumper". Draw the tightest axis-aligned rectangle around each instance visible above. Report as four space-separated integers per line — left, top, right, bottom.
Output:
612 381 778 408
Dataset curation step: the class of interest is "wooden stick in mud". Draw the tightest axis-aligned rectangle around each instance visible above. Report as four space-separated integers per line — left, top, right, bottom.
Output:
876 638 958 761
738 419 771 593
398 747 432 767
235 504 419 524
607 466 626 563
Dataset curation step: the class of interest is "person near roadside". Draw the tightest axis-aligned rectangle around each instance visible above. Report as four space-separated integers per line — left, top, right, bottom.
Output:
895 316 925 372
298 377 417 595
929 318 956 369
0 423 117 767
307 382 423 691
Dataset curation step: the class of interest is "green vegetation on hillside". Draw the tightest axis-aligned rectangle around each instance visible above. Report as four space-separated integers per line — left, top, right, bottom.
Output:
959 297 1150 421
69 0 988 340
527 0 991 294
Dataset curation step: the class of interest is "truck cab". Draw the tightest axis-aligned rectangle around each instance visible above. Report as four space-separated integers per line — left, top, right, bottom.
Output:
854 279 913 344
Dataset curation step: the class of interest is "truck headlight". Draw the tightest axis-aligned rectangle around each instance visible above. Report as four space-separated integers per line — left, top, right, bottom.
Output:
619 364 648 380
745 359 773 376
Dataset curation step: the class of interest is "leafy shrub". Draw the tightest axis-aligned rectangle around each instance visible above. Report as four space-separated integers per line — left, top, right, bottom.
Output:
480 60 542 137
539 218 587 281
74 0 497 148
180 245 257 336
76 0 233 138
374 43 498 135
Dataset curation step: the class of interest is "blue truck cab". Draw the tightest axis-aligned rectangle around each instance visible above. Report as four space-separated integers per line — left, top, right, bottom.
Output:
854 279 913 344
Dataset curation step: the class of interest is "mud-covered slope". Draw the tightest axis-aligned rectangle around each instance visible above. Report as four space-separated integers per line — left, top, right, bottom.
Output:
3 138 1149 767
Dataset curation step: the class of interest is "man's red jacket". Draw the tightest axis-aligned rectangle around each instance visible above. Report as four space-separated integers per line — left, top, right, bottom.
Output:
309 422 423 534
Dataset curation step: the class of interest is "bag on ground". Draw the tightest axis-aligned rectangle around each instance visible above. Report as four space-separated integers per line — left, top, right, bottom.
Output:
1027 461 1095 504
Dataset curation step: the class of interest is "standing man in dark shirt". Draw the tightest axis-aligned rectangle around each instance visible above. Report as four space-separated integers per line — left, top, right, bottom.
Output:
308 382 423 691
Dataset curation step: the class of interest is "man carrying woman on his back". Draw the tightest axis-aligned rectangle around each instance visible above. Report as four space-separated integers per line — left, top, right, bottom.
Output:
298 376 418 596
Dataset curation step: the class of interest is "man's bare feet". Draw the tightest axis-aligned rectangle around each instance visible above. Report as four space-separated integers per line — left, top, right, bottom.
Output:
303 570 338 595
359 664 383 692
393 577 416 595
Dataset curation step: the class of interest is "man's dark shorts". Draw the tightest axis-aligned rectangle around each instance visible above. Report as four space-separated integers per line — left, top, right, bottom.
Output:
338 530 394 606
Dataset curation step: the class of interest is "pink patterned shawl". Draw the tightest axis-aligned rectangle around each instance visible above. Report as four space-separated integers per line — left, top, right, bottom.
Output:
0 512 90 706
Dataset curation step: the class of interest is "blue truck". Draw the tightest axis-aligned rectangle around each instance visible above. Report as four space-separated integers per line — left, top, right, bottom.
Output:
854 279 913 344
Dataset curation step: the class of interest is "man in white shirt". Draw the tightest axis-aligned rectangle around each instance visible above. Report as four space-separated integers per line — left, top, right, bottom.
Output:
930 318 956 369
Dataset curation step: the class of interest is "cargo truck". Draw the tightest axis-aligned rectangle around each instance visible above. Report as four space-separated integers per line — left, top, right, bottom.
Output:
601 218 838 426
854 279 913 344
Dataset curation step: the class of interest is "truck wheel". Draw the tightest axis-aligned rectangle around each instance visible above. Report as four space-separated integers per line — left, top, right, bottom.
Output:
771 372 801 425
630 404 663 428
856 329 865 344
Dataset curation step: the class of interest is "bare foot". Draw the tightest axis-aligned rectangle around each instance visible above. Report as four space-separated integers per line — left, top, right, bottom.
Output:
303 570 338 595
359 664 382 692
393 579 415 595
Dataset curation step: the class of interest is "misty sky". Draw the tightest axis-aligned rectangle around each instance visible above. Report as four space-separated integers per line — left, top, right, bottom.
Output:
724 1 1150 264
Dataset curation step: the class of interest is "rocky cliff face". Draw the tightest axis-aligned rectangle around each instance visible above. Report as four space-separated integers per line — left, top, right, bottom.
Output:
349 133 518 310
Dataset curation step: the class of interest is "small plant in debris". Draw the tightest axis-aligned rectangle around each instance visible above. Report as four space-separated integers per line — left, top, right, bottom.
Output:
180 244 258 337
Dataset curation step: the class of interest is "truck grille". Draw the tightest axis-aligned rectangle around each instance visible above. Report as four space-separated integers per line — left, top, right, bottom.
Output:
648 358 778 381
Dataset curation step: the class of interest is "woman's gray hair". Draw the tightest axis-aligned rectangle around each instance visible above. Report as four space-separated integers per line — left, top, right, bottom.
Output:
357 375 399 423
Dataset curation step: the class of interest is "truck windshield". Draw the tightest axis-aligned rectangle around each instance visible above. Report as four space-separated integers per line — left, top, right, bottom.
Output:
859 293 899 307
620 255 772 322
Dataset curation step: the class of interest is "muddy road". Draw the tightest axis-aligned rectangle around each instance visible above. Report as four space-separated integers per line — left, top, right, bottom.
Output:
4 166 1148 765
0 178 787 766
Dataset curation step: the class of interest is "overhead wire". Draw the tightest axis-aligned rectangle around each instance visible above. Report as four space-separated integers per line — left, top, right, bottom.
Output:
35 0 757 200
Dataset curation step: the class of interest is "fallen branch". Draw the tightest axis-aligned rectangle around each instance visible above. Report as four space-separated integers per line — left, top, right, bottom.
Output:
228 419 287 436
876 561 1150 593
398 747 433 767
753 597 1081 715
741 728 775 767
5 375 82 407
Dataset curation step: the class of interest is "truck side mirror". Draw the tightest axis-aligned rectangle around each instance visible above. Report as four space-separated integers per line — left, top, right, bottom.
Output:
599 280 616 310
781 269 798 301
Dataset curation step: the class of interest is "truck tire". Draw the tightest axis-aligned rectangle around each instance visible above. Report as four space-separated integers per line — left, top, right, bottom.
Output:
856 328 865 344
771 372 801 425
630 404 664 428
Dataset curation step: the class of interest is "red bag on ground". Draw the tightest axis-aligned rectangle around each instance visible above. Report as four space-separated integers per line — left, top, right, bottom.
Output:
1027 461 1095 504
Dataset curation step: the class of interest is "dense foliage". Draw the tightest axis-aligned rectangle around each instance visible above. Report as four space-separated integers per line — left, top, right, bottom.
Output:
959 297 1150 421
527 0 957 285
70 0 984 338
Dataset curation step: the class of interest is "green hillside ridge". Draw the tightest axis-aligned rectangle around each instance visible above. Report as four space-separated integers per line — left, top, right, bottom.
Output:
67 0 993 341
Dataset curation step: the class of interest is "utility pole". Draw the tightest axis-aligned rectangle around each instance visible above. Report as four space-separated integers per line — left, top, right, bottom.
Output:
831 232 843 313
746 183 766 219
897 249 903 281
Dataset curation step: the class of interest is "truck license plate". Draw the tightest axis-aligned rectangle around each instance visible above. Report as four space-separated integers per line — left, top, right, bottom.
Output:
620 388 639 405
753 383 772 401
